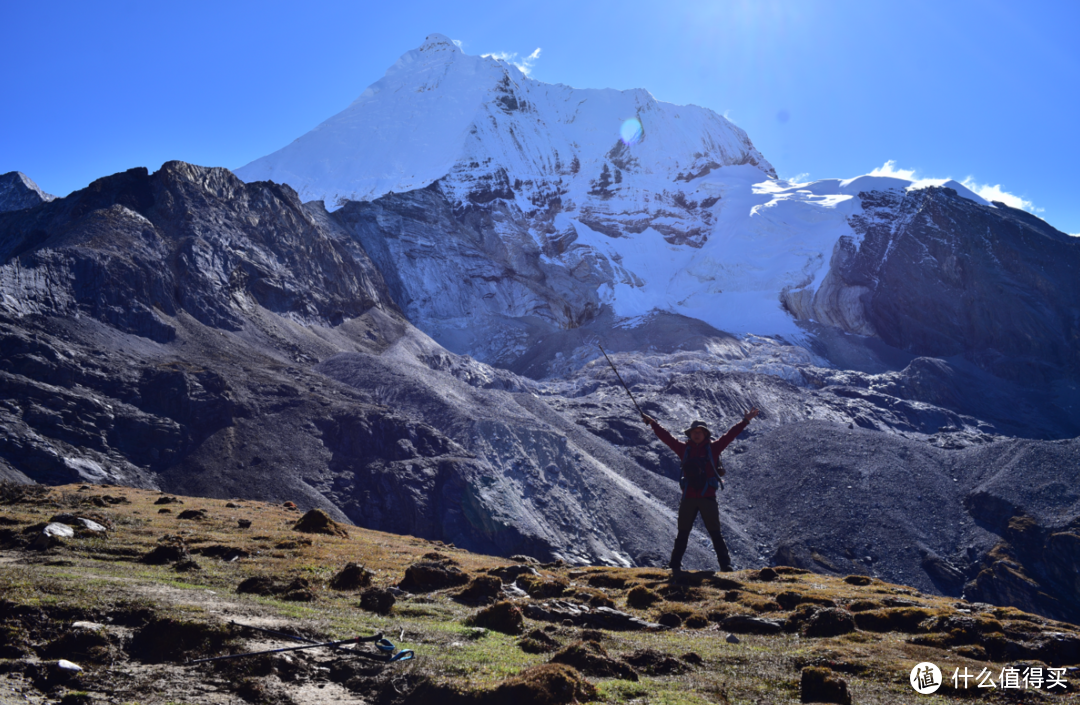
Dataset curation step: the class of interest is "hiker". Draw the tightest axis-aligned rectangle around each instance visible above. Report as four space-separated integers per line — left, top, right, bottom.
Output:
641 408 759 576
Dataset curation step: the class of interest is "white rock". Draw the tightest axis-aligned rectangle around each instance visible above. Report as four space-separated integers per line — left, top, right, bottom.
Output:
43 523 75 538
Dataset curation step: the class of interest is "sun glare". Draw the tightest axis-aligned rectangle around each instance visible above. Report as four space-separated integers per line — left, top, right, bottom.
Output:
620 117 643 146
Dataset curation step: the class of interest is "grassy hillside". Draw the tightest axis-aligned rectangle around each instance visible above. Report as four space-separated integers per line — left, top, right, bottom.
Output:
0 482 1076 704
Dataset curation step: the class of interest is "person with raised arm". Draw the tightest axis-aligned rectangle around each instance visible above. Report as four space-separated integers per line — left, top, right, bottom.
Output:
641 407 760 578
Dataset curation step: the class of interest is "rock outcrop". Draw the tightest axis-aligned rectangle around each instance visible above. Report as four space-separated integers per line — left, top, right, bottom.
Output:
0 172 55 214
785 186 1080 386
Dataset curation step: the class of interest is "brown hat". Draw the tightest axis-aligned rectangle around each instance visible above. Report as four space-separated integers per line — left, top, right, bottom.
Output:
683 420 712 438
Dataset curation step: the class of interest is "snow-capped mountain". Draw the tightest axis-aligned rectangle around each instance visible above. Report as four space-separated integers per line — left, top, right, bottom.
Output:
237 33 1079 389
237 33 773 208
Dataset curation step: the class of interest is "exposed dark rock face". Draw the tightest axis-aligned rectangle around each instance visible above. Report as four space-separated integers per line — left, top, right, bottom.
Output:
0 172 55 214
331 184 608 368
786 186 1080 386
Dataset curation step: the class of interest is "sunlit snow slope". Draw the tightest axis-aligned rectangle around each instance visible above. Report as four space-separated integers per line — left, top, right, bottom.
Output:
237 33 1000 345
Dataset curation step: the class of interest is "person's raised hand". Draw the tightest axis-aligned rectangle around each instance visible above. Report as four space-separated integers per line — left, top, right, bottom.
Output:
642 414 655 426
743 408 760 423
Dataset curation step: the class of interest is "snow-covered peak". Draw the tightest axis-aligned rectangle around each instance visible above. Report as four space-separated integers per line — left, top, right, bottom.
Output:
236 35 774 208
420 32 460 52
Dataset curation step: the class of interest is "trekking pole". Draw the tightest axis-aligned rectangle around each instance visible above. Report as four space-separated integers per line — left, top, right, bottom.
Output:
597 344 645 418
229 621 412 663
187 635 384 664
230 621 376 653
187 633 413 665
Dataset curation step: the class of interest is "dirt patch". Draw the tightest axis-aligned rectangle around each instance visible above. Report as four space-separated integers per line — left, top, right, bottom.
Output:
549 640 638 681
40 624 116 664
194 545 250 561
518 628 560 654
293 509 349 537
141 544 188 565
622 648 691 676
405 663 596 705
237 576 284 596
128 617 236 664
423 551 459 564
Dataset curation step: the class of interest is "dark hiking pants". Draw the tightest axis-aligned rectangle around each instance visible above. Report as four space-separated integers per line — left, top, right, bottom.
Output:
670 496 731 570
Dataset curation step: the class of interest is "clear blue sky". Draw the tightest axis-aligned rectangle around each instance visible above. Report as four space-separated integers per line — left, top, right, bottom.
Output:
4 0 1078 234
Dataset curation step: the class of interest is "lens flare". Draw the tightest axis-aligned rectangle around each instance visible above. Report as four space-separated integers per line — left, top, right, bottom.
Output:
620 118 643 146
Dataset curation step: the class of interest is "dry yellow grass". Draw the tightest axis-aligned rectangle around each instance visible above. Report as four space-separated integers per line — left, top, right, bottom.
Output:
1 483 1077 704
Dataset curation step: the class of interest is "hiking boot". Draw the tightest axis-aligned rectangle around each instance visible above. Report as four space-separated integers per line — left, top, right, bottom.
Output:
719 563 734 573
670 566 685 582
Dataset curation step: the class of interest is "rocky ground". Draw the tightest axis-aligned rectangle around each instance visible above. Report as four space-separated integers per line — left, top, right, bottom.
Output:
1 483 1078 704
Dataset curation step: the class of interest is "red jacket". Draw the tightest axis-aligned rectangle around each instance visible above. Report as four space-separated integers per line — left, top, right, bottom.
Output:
649 418 749 498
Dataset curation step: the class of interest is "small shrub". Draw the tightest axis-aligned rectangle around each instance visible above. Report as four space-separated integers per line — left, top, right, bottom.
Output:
329 562 373 591
549 640 638 681
456 576 503 604
465 601 524 635
854 607 937 633
517 573 567 599
626 586 661 609
800 666 851 704
359 587 395 615
842 575 872 586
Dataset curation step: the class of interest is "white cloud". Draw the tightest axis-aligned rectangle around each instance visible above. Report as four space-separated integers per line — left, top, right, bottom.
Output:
868 160 917 181
452 39 464 50
868 161 1041 215
785 172 811 184
482 47 542 76
960 177 1041 213
1070 233 1080 238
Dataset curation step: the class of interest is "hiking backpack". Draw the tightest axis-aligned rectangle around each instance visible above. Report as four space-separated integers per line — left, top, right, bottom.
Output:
680 446 725 493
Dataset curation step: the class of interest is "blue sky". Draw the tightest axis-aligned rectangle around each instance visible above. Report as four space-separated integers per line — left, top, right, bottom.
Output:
4 0 1078 234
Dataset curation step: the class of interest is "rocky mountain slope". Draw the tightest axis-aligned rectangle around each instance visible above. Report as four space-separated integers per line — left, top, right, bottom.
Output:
236 36 1080 398
2 161 1079 627
0 171 55 213
3 34 1079 630
1 483 1077 704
